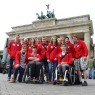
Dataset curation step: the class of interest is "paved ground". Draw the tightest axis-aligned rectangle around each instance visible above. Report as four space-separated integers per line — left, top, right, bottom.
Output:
0 74 95 95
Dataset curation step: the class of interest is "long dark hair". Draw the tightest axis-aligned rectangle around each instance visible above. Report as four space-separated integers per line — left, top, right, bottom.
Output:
50 36 58 46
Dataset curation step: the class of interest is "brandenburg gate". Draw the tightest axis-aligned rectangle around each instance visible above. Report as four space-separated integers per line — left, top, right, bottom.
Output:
6 14 93 58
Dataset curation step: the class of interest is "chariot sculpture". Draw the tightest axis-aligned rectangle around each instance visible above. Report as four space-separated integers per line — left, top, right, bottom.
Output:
36 4 55 20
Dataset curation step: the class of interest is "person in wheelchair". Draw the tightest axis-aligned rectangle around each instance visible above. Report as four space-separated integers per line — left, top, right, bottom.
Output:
57 44 73 82
27 46 42 80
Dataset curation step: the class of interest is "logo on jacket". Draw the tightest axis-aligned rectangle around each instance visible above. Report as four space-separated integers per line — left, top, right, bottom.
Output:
12 44 15 46
17 44 19 46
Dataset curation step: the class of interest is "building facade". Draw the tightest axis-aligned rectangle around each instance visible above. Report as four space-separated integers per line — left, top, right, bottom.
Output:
6 14 94 58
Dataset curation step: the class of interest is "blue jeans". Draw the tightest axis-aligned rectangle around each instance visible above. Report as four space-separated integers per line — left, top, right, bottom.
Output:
8 58 14 78
41 59 48 74
88 67 95 79
48 62 57 81
14 66 25 82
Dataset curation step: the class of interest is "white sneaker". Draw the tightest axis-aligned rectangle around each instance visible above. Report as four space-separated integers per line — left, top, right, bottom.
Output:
7 77 11 81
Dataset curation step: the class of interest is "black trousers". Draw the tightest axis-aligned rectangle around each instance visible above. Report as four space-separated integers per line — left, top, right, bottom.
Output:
14 66 25 82
27 61 42 78
58 64 69 77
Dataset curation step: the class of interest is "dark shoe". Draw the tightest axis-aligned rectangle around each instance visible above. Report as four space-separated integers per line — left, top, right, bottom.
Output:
18 81 22 83
2 70 6 74
63 81 68 86
75 81 82 85
53 81 57 85
48 81 52 84
89 77 92 79
82 81 88 86
78 81 82 85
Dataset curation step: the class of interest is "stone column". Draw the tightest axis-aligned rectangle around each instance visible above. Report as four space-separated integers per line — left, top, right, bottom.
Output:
84 32 90 58
20 39 24 44
67 34 73 43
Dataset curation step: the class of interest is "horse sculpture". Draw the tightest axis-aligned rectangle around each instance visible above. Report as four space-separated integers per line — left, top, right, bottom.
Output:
46 9 55 18
36 11 46 20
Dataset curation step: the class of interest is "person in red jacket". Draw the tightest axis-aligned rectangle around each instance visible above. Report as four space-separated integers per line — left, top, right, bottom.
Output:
28 38 36 53
72 34 88 86
36 38 41 46
57 44 73 82
57 37 62 46
64 37 75 58
10 44 27 83
47 36 61 83
27 46 42 80
59 35 65 44
23 38 29 52
37 36 48 81
7 34 21 81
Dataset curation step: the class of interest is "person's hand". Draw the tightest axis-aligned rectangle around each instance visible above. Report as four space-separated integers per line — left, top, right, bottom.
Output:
8 54 10 58
72 58 75 61
61 62 66 64
54 58 57 61
47 59 50 62
33 58 39 62
15 64 20 68
24 64 26 68
84 57 87 61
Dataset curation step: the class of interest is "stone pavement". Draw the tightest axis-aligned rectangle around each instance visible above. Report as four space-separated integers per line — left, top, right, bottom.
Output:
0 73 95 95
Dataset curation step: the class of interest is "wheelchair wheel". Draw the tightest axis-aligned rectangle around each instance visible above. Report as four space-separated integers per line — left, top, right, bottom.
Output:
22 73 26 83
68 67 75 85
22 65 27 83
39 66 44 84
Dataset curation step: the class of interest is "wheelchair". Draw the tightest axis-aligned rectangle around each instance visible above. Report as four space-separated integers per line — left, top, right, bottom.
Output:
22 63 44 84
53 64 76 86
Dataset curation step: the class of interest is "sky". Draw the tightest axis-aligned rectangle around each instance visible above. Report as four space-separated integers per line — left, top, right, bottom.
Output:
0 0 95 50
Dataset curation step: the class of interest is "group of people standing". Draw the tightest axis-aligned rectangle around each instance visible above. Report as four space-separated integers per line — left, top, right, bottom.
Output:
7 33 88 86
88 57 95 79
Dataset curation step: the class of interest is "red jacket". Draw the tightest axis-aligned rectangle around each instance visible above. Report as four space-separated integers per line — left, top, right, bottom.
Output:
7 40 21 59
27 53 42 61
24 42 29 52
28 46 32 54
58 52 73 65
37 43 48 60
27 44 39 54
66 42 75 58
14 51 28 68
47 44 62 62
73 40 88 59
